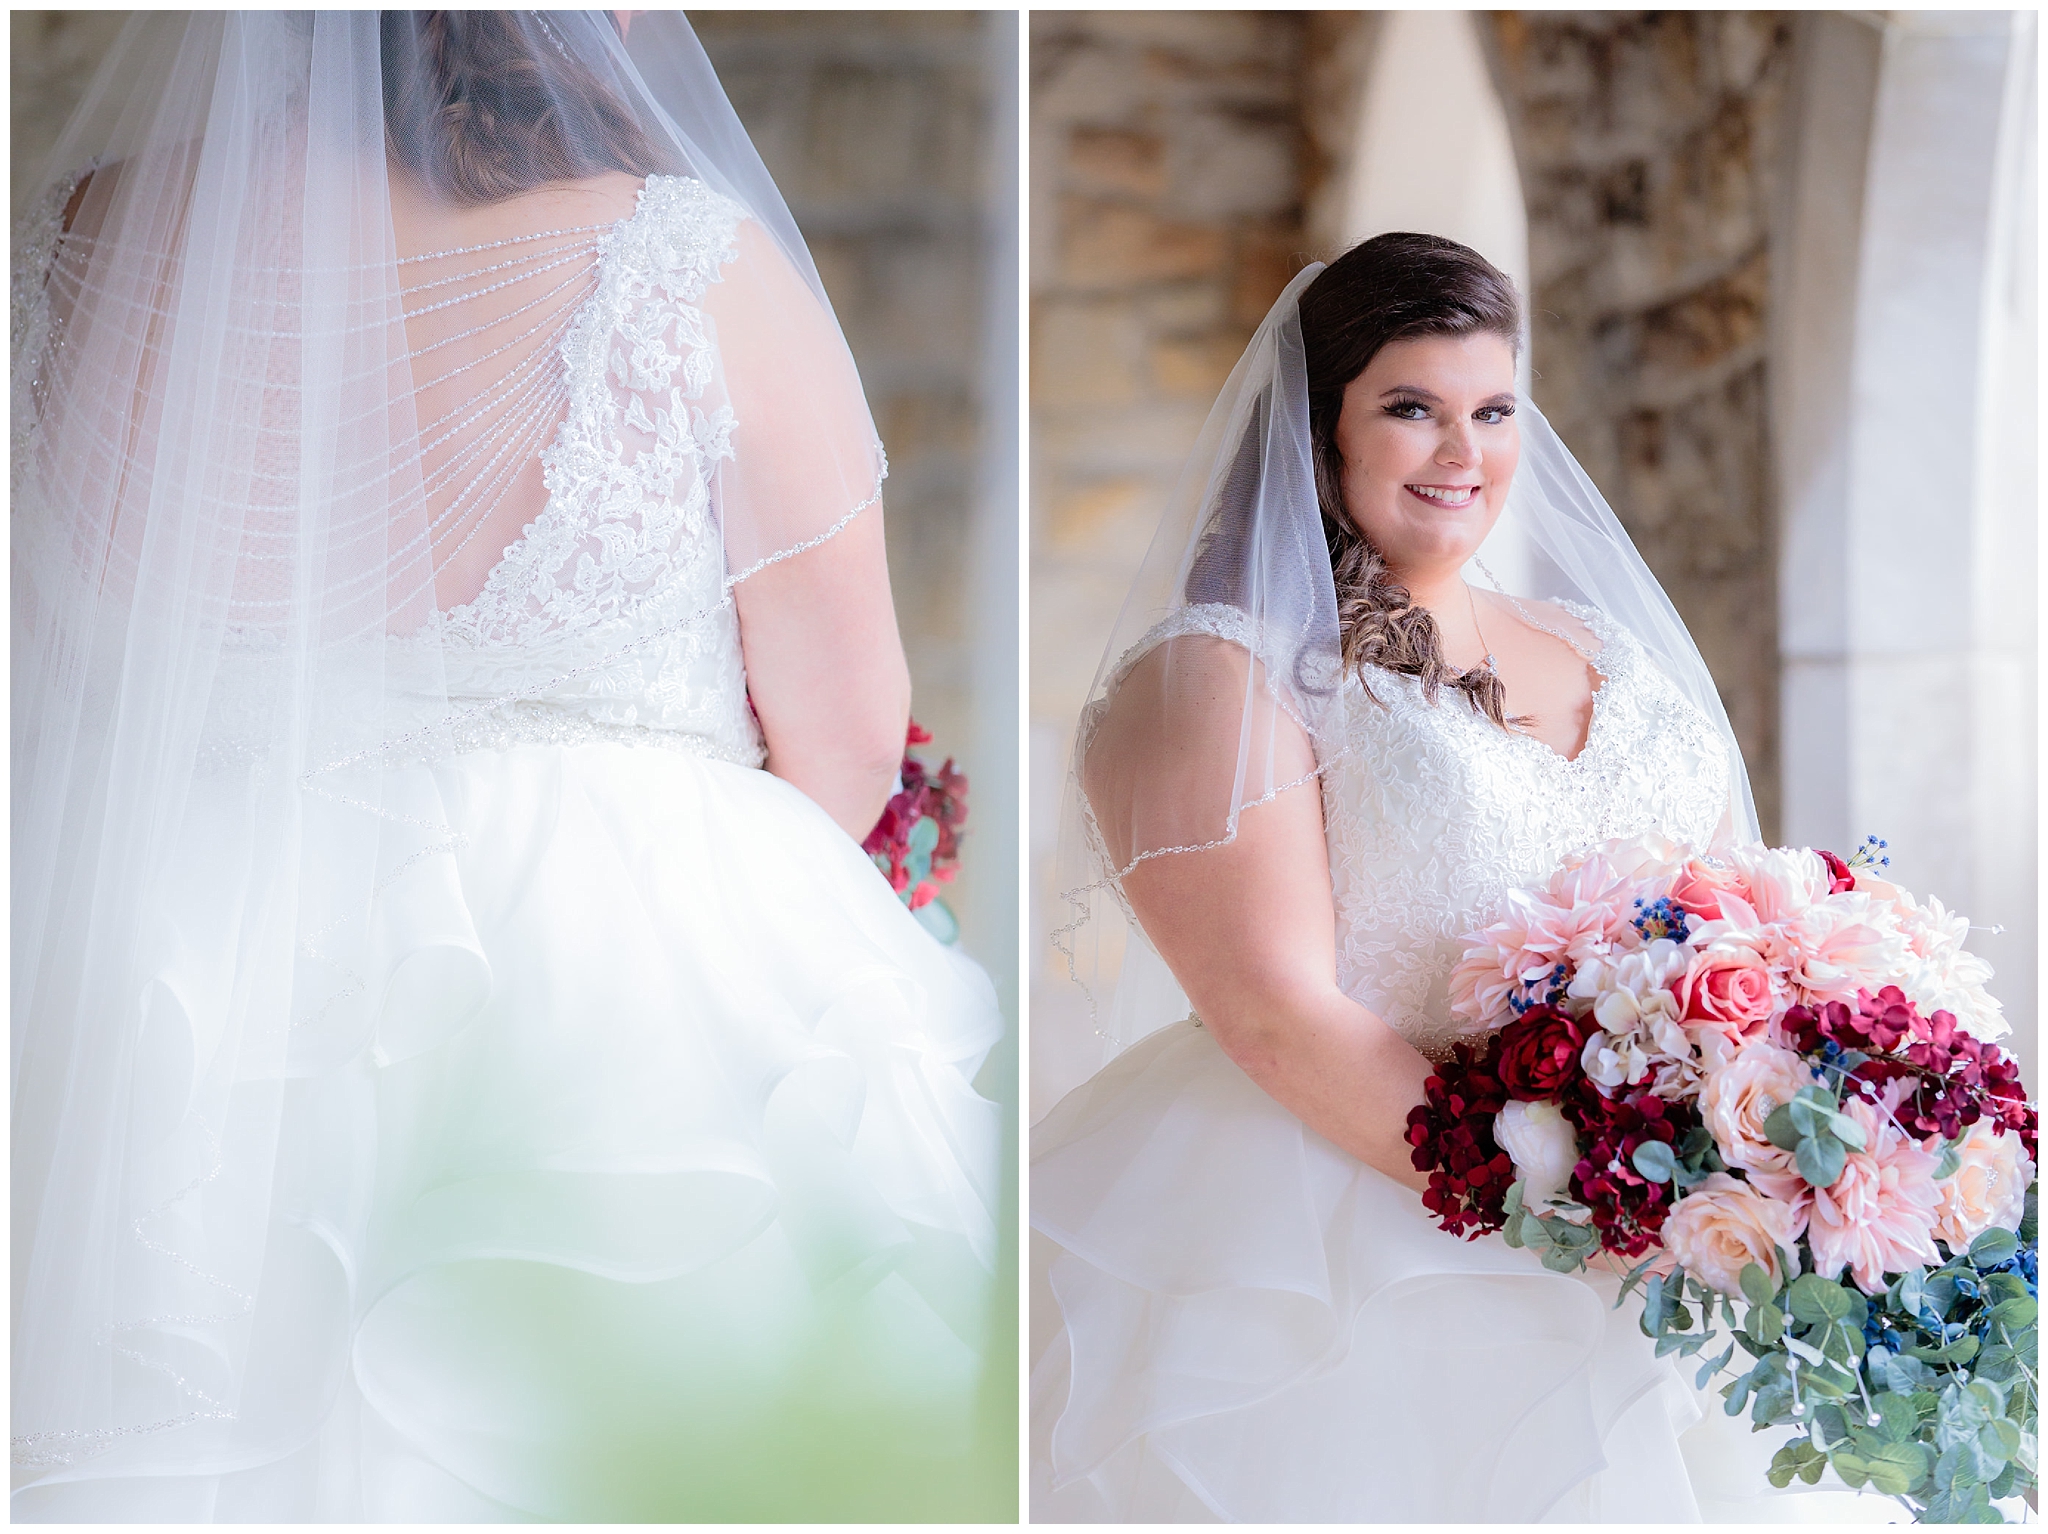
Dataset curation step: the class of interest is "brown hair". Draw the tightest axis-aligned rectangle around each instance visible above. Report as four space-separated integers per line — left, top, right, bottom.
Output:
379 12 666 204
1298 232 1523 725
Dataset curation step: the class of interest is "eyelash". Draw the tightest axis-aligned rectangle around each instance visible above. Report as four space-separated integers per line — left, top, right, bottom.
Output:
1383 399 1517 425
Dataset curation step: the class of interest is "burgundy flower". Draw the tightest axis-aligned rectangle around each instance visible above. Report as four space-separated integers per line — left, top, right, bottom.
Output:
1852 986 1918 1051
1569 1092 1685 1258
1494 1003 1590 1102
1406 1038 1517 1239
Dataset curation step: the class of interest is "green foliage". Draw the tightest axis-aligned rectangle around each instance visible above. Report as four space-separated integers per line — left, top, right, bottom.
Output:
1631 1170 2038 1523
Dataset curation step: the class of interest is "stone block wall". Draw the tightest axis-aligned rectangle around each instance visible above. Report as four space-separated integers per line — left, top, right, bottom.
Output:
1029 10 1310 993
1481 10 1797 839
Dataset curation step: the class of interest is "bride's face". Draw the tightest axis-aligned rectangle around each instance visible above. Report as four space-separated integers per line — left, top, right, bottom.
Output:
1332 331 1520 585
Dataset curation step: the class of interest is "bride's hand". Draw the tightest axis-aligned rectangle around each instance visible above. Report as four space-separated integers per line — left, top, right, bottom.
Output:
1089 640 1435 1191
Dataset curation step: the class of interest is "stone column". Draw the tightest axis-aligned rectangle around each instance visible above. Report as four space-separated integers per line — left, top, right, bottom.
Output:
1482 11 1795 840
1027 10 1309 1108
1777 11 2036 1076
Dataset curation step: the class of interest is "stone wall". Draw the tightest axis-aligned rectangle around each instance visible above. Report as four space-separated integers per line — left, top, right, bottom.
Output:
1481 11 1796 839
1028 10 1310 1004
9 9 126 210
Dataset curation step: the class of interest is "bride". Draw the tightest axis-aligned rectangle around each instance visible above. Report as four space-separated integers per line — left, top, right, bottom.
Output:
13 12 1000 1521
1032 235 1893 1521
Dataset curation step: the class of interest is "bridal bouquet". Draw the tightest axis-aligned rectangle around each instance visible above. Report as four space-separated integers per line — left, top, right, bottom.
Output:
863 720 968 941
1406 834 2037 1522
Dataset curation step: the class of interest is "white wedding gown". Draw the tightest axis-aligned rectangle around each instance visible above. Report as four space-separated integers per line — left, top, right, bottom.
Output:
1031 602 1900 1524
16 177 1002 1522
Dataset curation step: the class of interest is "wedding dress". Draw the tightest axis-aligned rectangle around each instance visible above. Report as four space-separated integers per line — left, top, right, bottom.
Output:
1033 601 1902 1523
1033 263 1898 1523
13 15 1000 1522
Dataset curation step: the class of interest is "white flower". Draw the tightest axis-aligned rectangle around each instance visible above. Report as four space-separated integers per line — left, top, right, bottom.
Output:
1571 938 1690 1034
1582 1027 1653 1094
1893 894 2007 1041
1494 1099 1581 1208
1572 938 1692 1095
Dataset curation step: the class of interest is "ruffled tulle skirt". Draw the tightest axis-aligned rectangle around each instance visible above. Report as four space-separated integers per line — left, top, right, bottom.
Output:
19 743 1003 1522
1030 1020 1904 1524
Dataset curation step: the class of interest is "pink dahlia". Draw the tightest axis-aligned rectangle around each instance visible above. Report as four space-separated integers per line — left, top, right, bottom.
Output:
1805 1096 1942 1294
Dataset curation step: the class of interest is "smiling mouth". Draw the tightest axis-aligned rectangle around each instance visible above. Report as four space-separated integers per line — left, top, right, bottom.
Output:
1405 484 1479 508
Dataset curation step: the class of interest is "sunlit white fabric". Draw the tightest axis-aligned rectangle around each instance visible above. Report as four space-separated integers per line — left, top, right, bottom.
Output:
1032 617 1879 1524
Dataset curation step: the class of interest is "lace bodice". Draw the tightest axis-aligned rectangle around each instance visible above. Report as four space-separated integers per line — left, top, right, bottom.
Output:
1120 601 1730 1061
17 173 781 770
417 174 765 766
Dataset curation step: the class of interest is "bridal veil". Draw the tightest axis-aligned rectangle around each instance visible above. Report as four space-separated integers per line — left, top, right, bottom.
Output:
12 11 883 1481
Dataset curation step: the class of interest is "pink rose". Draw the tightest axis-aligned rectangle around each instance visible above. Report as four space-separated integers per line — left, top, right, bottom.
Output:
1806 1098 1942 1294
1930 1120 2035 1251
1700 1042 1811 1201
1663 1173 1809 1295
1671 858 1751 923
1674 940 1781 1041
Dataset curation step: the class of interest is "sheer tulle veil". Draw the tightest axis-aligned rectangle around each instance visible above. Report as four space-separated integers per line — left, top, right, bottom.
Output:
1041 260 1758 1109
12 11 883 1479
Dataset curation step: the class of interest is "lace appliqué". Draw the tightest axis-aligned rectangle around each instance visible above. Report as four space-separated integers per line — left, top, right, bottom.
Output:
424 174 766 769
1323 601 1730 1060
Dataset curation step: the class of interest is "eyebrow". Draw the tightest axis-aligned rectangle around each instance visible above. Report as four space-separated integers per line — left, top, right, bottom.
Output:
1379 385 1518 406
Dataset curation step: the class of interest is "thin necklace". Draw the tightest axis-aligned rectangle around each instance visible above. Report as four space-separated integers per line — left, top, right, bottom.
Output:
1464 580 1498 676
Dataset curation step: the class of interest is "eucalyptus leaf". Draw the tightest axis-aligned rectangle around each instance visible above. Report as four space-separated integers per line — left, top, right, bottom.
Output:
1696 1342 1736 1390
1539 1243 1585 1273
1977 1418 2022 1466
1989 1295 2037 1330
1821 1107 1867 1150
1969 1226 2020 1268
1788 1096 1825 1140
1631 1139 1677 1184
1870 1392 1921 1444
1894 1265 1927 1315
1763 1102 1802 1153
1877 1350 1934 1396
1934 1139 1965 1180
1789 1274 1855 1325
1738 1262 1773 1308
1795 1133 1848 1189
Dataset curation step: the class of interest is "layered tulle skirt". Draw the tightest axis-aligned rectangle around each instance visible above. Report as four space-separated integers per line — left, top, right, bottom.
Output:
1030 1020 1902 1523
19 742 1003 1522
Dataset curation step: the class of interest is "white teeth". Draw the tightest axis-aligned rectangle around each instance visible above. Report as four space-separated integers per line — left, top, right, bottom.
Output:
1408 485 1476 504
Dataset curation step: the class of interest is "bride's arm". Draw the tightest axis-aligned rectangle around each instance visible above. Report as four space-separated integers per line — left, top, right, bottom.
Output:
713 219 911 838
733 513 910 839
1087 640 1434 1190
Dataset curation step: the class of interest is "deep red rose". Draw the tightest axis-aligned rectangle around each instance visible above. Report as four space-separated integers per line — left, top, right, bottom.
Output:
1495 1004 1589 1102
1816 848 1856 894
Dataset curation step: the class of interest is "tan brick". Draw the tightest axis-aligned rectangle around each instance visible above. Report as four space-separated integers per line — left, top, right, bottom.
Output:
1061 197 1229 286
1069 128 1169 199
1149 334 1246 398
